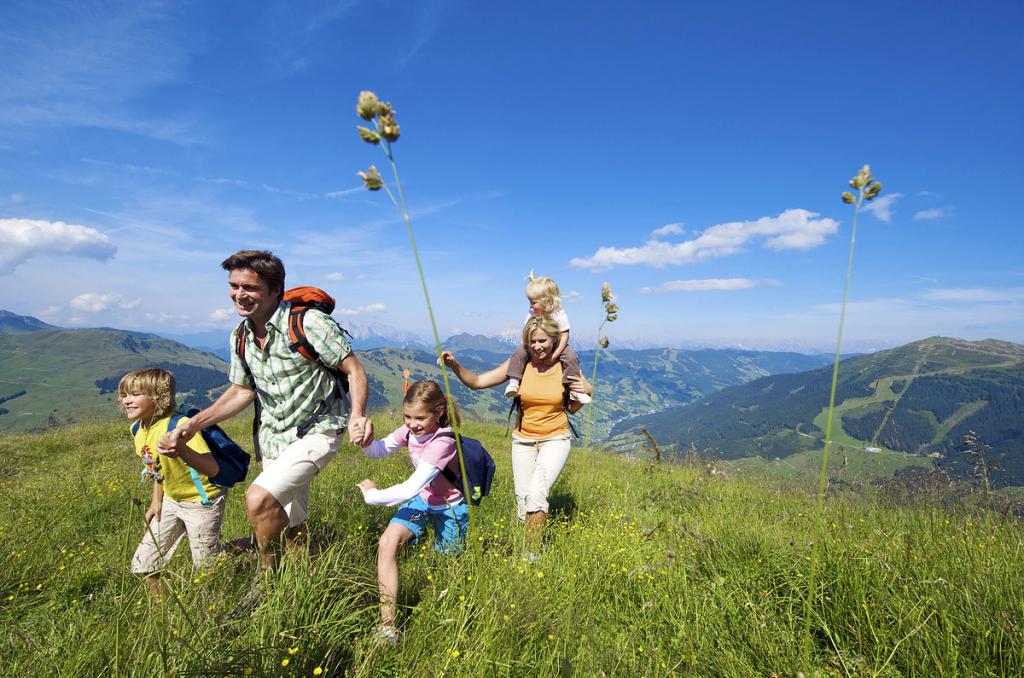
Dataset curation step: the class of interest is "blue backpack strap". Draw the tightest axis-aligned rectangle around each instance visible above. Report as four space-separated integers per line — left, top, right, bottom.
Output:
167 414 212 506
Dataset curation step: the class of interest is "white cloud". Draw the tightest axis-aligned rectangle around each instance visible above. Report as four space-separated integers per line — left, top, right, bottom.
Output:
564 290 582 303
914 207 951 221
336 303 388 316
70 292 140 312
861 193 903 223
651 223 684 238
0 218 116 275
210 308 235 321
324 272 345 282
10 193 25 204
570 209 838 270
921 287 1024 303
640 278 782 293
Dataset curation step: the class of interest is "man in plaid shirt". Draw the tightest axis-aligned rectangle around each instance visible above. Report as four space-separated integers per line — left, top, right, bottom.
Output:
160 250 374 586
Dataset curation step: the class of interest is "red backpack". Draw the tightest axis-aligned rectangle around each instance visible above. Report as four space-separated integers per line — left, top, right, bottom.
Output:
234 286 351 460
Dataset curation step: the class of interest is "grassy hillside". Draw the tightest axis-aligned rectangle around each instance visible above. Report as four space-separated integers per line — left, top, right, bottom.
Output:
0 329 230 432
1 415 1021 676
611 337 1024 487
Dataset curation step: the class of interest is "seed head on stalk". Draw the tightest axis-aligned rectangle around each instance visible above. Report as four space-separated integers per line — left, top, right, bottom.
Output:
801 163 883 666
585 282 620 449
352 89 474 531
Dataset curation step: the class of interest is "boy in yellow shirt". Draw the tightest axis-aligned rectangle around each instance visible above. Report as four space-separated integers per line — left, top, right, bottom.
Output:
119 368 226 596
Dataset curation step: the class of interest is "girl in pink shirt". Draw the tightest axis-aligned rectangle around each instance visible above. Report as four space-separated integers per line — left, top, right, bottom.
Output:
357 380 466 643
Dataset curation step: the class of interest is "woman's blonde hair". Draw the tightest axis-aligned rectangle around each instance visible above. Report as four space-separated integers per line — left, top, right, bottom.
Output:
404 380 460 428
522 315 561 348
117 368 177 421
525 276 563 314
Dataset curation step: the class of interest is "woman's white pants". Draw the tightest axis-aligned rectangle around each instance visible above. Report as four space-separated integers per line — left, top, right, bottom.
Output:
510 434 571 522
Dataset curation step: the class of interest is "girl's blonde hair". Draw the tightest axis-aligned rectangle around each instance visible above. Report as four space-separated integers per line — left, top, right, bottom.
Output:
117 368 177 420
525 275 563 314
522 315 561 348
404 380 460 428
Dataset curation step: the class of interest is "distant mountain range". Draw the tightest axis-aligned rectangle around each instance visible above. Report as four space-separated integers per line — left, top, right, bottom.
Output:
10 310 1019 489
0 310 830 438
610 337 1024 488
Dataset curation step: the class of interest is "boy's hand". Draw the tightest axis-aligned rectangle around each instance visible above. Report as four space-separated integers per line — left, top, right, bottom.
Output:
356 479 377 494
145 503 161 523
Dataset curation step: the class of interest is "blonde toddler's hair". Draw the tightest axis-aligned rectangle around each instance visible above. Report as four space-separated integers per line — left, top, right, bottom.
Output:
525 275 563 314
117 368 177 421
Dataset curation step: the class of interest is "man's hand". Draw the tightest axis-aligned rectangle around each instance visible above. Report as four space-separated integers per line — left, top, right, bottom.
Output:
356 479 377 494
157 426 192 456
348 415 374 447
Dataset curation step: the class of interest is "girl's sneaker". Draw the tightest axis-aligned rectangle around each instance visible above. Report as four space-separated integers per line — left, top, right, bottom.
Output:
372 624 401 646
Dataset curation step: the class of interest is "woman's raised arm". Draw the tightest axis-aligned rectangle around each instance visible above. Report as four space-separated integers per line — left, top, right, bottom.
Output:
439 351 510 390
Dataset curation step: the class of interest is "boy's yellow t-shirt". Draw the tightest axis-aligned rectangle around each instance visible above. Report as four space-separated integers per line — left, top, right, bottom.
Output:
132 415 223 504
515 363 570 439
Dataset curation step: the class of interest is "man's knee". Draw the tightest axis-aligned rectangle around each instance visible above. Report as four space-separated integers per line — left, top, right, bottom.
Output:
246 485 282 519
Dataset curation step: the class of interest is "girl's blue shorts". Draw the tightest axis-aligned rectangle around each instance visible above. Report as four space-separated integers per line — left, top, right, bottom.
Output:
391 496 469 555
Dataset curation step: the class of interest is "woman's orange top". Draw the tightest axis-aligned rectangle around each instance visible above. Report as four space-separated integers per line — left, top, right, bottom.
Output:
515 362 569 438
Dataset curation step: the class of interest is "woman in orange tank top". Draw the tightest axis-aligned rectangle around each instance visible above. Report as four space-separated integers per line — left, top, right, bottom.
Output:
440 316 592 557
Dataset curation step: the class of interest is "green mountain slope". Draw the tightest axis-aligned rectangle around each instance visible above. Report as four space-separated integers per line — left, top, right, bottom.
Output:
610 337 1024 487
0 310 56 334
0 328 229 431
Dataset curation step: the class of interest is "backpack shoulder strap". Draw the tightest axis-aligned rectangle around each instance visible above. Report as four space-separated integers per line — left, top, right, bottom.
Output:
434 431 462 486
167 414 212 506
287 306 320 363
131 421 140 436
562 386 580 439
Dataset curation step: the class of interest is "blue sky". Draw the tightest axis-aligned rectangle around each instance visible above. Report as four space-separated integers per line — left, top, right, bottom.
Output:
1 0 1022 352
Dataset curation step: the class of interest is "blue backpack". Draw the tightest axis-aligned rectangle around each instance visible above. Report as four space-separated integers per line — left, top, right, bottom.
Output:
436 432 495 506
132 410 251 502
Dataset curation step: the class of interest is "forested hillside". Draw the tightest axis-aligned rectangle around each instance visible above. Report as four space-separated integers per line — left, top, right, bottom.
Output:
611 337 1024 487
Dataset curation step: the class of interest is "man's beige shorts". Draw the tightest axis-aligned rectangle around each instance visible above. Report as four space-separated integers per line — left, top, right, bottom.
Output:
251 430 341 527
131 493 227 575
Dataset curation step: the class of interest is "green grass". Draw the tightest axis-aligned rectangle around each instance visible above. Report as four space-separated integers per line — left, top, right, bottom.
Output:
1 415 1021 676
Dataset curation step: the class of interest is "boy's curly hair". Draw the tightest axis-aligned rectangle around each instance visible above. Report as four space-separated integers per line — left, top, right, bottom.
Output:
117 368 177 421
525 276 563 314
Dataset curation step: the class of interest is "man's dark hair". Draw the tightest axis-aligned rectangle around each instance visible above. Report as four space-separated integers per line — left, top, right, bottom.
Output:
221 250 286 296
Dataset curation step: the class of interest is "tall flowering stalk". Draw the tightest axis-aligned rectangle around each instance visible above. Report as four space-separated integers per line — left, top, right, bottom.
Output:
801 164 883 662
354 90 471 512
583 282 618 449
